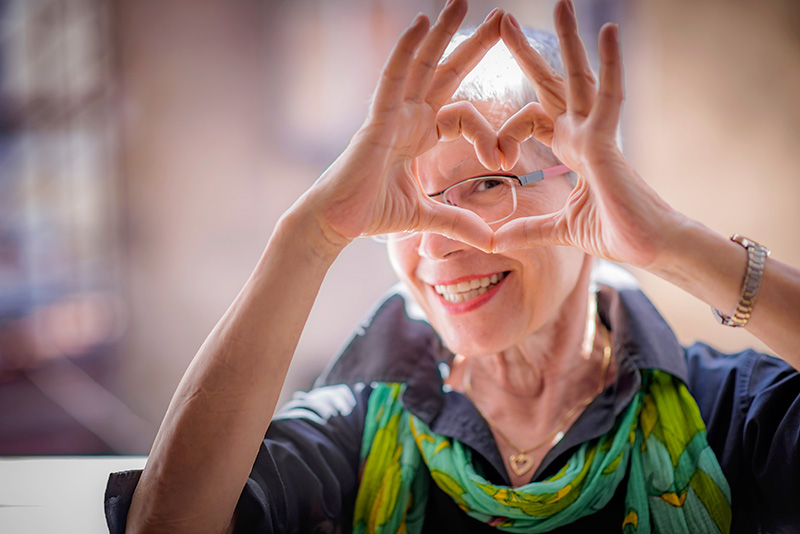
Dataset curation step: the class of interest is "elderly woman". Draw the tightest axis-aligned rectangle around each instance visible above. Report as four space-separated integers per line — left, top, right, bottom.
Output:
106 1 800 532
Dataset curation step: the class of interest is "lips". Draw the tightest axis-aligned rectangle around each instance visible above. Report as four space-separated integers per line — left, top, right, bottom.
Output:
433 272 508 303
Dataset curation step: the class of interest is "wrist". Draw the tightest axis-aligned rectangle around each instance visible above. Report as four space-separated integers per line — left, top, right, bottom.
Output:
275 199 351 267
643 212 699 276
645 217 749 315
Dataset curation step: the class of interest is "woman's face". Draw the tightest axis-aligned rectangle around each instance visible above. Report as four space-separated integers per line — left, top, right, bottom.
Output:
387 101 585 357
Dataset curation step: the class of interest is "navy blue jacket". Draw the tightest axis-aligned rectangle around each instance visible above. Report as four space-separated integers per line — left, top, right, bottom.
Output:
105 280 800 533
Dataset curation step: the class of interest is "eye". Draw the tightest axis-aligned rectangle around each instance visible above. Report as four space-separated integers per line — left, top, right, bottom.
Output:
475 178 505 192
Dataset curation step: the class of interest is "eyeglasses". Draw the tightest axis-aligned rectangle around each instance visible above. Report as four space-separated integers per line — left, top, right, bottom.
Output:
372 164 571 242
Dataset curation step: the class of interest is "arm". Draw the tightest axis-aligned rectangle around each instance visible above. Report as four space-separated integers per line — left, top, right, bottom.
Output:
125 4 502 532
492 1 800 365
648 218 800 363
126 210 339 534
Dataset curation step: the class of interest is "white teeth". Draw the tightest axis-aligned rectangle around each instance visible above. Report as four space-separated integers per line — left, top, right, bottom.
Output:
442 289 485 303
433 272 507 303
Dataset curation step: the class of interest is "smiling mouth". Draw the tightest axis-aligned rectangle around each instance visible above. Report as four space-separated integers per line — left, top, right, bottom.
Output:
433 272 508 304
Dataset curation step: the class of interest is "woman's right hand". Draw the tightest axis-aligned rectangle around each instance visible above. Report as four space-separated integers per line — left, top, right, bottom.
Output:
299 0 502 255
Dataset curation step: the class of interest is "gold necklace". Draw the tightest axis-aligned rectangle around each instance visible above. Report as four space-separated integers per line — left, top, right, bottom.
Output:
462 306 612 478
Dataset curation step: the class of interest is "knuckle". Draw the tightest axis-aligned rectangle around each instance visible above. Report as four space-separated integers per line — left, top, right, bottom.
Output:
568 70 596 85
379 70 405 89
415 55 438 74
435 63 462 87
599 88 623 103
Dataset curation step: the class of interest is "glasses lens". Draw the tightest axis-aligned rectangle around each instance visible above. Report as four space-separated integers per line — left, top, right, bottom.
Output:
443 176 516 224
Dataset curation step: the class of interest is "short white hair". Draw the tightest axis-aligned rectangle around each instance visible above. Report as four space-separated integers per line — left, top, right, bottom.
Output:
444 27 563 111
442 26 622 172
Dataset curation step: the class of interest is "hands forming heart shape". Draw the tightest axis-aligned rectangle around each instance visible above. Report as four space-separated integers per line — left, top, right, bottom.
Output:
309 0 682 270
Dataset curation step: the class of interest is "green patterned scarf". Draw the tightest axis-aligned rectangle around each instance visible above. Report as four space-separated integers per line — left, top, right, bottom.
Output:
352 370 731 533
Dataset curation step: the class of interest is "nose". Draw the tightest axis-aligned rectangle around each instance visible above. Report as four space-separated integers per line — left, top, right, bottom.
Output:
417 231 470 260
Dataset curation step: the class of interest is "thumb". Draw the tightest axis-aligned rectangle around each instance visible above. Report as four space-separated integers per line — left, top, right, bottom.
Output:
420 201 495 253
491 212 566 253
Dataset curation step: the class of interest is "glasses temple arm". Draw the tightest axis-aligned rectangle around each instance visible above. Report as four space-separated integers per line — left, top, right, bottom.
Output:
517 164 572 186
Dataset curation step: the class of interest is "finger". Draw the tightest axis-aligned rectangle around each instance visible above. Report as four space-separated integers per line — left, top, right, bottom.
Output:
497 102 553 169
437 101 502 170
422 204 495 253
404 0 468 102
424 9 503 110
553 0 596 116
592 23 623 133
499 13 567 116
372 14 431 112
491 212 566 253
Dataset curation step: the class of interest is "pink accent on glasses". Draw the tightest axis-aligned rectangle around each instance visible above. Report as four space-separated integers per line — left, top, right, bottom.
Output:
517 164 572 186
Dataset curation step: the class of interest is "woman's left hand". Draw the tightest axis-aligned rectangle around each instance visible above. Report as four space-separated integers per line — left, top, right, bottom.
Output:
492 0 684 269
489 0 800 363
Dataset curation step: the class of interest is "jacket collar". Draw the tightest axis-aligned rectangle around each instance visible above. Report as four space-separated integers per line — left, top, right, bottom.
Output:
315 263 687 482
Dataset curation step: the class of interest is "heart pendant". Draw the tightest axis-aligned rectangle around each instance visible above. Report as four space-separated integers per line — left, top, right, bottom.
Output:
509 453 533 476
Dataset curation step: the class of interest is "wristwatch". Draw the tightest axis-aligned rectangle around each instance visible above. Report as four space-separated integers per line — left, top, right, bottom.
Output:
711 234 770 328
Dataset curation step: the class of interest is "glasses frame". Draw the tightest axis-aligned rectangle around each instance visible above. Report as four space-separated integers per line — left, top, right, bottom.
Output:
371 163 572 243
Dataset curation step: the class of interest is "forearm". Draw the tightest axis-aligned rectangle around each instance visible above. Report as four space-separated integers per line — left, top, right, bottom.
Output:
648 217 800 366
127 204 344 534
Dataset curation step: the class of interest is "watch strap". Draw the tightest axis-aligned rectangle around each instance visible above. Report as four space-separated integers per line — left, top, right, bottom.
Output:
712 234 770 327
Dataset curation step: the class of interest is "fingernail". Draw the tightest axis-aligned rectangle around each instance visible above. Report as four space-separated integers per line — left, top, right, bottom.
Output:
439 0 454 21
508 13 521 30
484 8 499 23
565 0 575 16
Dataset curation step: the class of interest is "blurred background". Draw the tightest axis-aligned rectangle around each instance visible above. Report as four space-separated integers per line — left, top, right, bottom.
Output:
0 0 798 455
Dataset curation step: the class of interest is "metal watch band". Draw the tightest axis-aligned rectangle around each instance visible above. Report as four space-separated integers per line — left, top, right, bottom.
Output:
712 234 771 327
